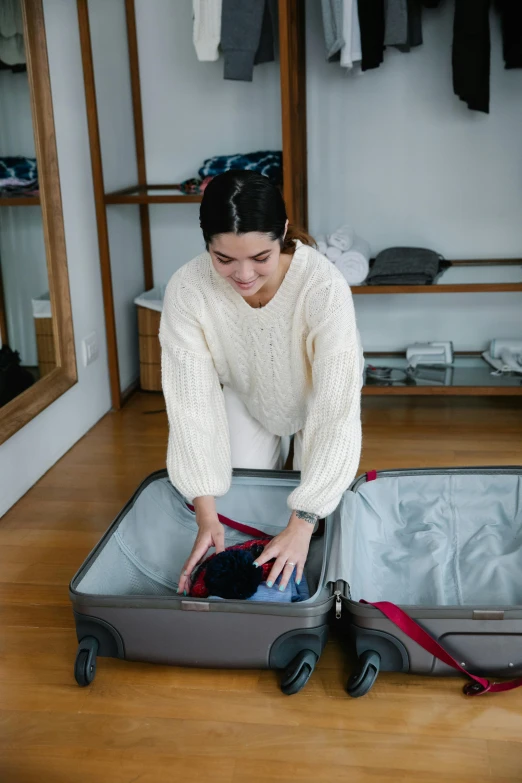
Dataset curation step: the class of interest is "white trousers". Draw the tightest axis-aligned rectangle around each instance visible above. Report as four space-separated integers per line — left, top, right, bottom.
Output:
223 386 303 471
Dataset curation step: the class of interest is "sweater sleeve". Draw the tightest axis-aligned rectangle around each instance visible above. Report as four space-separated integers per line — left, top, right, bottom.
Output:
159 274 231 501
288 272 363 518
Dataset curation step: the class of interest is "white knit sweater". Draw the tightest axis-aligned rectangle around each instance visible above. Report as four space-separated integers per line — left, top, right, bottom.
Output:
159 241 363 518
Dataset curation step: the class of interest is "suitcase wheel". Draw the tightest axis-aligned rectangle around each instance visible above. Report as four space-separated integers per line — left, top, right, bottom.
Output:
347 650 380 698
280 649 318 696
74 636 99 687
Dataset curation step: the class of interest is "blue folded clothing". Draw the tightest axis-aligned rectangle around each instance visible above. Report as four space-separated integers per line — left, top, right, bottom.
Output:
198 151 282 186
0 156 38 190
211 573 310 604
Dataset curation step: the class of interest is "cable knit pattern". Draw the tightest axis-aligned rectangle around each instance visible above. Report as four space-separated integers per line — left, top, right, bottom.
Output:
159 242 363 517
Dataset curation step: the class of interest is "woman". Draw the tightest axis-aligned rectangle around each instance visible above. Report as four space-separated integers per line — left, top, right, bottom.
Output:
160 170 363 596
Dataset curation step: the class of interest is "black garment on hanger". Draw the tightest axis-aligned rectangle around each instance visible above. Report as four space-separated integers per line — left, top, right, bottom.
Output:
452 0 491 114
254 0 278 66
496 0 522 69
0 59 26 73
358 0 385 71
396 0 423 53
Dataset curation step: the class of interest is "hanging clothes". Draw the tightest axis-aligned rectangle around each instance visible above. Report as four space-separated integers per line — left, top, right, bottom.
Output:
452 0 491 114
358 0 385 71
321 0 345 61
221 0 276 81
340 0 362 68
395 0 423 52
496 0 522 70
192 0 222 62
254 0 278 66
384 0 409 47
0 0 25 67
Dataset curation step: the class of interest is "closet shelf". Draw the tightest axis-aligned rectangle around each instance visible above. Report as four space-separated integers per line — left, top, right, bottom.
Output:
0 195 40 206
363 352 522 396
352 258 522 295
105 184 202 205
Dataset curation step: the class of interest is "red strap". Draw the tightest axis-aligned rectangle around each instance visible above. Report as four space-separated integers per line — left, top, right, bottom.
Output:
363 600 522 696
186 504 270 540
367 470 377 482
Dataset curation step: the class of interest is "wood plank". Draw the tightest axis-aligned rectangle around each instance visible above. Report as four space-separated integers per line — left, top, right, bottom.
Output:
0 195 41 206
105 191 203 204
352 282 522 294
363 385 522 396
77 0 122 409
0 711 493 776
278 0 308 229
0 749 234 783
124 0 153 290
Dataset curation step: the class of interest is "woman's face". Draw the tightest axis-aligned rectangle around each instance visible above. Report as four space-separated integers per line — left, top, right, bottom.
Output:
209 232 283 297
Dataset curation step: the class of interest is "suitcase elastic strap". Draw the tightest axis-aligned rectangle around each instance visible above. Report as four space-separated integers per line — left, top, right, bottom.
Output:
362 600 522 696
186 504 269 539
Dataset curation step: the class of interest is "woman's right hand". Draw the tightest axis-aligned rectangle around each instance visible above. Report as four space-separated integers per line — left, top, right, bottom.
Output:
177 498 225 595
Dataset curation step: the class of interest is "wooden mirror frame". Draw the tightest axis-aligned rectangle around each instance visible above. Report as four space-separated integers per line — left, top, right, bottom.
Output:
0 0 77 445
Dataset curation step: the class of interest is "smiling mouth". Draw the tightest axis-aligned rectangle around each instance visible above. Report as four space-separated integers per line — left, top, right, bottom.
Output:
233 278 258 289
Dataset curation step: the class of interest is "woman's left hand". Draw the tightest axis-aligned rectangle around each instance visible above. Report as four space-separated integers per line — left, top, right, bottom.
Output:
253 511 314 591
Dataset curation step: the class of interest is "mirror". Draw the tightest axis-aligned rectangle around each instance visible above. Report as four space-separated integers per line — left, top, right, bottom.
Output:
0 0 77 444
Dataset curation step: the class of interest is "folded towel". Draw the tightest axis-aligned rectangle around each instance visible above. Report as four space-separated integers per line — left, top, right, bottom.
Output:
316 235 328 255
326 245 342 262
335 237 371 285
328 223 354 252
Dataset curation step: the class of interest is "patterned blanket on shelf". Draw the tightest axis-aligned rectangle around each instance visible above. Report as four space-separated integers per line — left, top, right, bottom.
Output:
198 150 282 186
0 156 38 193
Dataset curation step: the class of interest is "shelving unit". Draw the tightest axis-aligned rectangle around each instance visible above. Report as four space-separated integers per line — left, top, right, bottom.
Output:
79 0 521 404
0 195 40 206
363 352 522 396
80 0 308 409
352 258 522 296
104 184 202 205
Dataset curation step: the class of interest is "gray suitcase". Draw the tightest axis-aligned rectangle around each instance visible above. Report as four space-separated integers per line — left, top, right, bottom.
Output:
331 466 522 697
70 465 522 696
70 469 335 695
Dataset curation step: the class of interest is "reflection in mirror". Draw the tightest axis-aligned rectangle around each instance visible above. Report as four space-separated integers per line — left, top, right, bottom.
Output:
0 0 55 408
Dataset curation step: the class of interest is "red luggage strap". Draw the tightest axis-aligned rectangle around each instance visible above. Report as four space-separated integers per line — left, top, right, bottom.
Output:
186 506 325 539
186 504 269 539
363 600 522 696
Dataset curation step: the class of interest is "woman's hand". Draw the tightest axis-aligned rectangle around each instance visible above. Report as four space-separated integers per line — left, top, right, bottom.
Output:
253 511 314 591
178 497 224 595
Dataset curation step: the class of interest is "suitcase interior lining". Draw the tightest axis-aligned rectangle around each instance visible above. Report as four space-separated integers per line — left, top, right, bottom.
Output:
75 475 328 602
336 473 522 606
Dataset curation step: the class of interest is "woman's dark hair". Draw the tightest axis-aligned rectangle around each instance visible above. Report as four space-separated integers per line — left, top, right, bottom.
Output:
199 170 314 253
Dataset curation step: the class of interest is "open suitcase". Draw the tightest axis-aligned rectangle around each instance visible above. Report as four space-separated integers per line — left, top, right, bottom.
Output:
70 465 522 696
70 469 335 695
332 466 522 697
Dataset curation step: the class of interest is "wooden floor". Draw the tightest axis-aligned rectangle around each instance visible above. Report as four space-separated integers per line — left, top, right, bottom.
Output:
1 392 522 783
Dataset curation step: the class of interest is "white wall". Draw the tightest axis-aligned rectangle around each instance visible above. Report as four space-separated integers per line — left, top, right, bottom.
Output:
0 70 48 365
306 0 522 351
134 0 282 284
88 0 144 392
0 0 111 517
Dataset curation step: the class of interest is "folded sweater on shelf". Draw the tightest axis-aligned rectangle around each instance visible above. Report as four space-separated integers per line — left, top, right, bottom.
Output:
366 247 445 286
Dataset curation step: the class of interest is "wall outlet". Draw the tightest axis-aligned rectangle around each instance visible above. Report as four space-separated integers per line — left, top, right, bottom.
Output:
82 331 99 367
